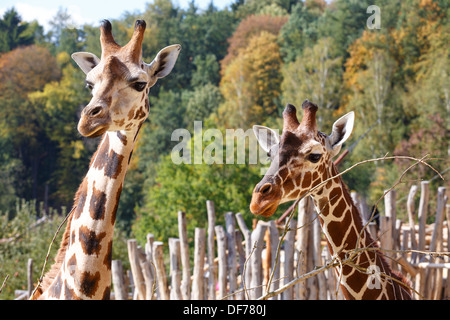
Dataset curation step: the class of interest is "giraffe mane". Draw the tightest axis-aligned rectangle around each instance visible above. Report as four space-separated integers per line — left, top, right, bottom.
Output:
30 178 84 299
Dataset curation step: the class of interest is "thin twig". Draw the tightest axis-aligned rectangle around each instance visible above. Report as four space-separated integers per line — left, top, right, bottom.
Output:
0 275 9 294
30 206 75 299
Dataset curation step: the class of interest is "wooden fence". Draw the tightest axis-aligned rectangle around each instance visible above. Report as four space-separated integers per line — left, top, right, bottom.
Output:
15 182 448 300
111 183 449 300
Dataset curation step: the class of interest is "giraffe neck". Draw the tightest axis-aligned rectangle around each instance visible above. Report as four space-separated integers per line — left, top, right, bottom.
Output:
37 129 138 300
311 163 411 300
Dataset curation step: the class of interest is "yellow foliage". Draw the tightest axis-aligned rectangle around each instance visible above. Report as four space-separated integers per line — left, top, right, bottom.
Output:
218 31 282 128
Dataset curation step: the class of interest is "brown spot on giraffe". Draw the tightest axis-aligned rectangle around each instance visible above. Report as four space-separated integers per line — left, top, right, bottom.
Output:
79 225 106 256
79 271 101 298
92 134 110 171
103 240 113 270
90 183 107 220
116 131 127 146
104 149 124 179
67 253 77 275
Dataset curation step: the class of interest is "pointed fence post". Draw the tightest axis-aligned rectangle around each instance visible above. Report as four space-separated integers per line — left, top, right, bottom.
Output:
169 238 182 300
153 241 170 300
225 212 237 299
206 200 216 300
192 228 206 300
250 221 267 300
178 211 191 300
236 212 252 298
215 225 227 299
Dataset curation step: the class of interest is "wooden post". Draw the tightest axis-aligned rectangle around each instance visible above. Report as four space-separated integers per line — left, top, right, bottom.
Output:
206 200 216 300
225 212 237 299
139 260 153 300
379 216 393 266
250 221 267 300
407 185 418 263
235 230 246 300
314 217 327 300
296 197 312 299
384 189 397 250
192 228 206 300
445 204 450 299
112 260 127 300
281 219 296 300
178 211 191 300
127 239 146 300
27 258 33 299
236 212 252 295
144 233 156 298
215 225 227 299
417 181 430 261
268 220 280 300
153 241 170 300
169 238 182 300
426 187 446 299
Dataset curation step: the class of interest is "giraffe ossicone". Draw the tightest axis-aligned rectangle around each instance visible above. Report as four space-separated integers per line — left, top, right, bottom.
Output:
250 100 412 300
31 19 180 300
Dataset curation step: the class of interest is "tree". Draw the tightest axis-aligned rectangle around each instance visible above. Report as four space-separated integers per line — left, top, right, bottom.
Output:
278 0 326 62
216 31 283 128
28 52 92 206
221 14 288 69
0 8 35 53
0 45 61 203
281 37 343 129
133 146 261 243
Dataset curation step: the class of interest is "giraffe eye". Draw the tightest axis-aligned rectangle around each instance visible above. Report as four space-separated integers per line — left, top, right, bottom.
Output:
85 81 94 91
132 82 147 92
307 153 322 163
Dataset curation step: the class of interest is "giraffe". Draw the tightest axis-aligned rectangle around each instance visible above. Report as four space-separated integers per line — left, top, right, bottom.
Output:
250 100 412 300
30 19 180 300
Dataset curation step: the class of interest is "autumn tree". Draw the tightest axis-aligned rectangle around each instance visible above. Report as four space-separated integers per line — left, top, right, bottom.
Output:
281 37 342 129
28 52 92 206
215 31 283 128
221 14 288 69
0 45 61 202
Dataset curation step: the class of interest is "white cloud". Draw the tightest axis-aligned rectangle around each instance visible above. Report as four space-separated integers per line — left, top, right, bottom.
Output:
0 2 96 32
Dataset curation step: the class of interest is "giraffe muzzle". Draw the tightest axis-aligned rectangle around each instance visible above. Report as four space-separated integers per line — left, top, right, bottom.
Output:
78 104 111 137
250 182 281 217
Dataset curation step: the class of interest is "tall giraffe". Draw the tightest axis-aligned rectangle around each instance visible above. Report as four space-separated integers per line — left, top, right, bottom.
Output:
250 100 412 300
30 20 180 300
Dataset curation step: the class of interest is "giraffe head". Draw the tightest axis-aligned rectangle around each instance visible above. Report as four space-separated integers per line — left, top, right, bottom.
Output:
250 100 354 217
71 20 181 137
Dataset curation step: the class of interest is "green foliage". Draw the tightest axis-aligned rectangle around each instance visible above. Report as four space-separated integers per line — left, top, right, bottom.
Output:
133 149 261 243
0 8 36 53
0 200 64 300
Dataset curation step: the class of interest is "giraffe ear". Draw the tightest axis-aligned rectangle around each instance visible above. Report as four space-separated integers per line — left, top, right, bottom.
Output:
71 52 100 75
328 112 355 157
147 44 181 79
253 125 280 153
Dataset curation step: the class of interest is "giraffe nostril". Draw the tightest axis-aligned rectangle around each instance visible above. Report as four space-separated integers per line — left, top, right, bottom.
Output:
89 106 103 117
260 183 272 195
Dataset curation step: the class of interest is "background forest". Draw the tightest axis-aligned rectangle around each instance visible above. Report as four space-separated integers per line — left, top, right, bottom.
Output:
0 0 448 299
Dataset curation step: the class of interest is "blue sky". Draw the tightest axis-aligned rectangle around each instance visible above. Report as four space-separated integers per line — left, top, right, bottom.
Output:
0 0 235 31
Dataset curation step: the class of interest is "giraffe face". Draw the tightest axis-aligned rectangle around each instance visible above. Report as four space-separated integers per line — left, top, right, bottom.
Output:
72 20 181 138
250 101 354 217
